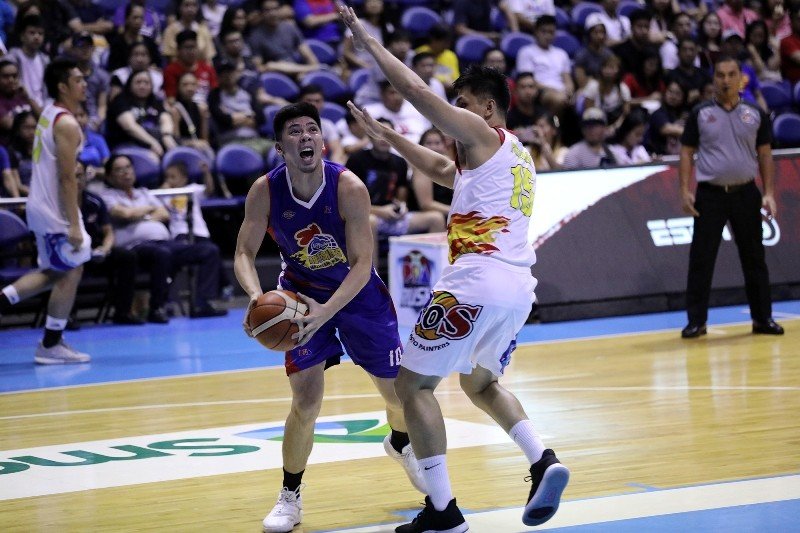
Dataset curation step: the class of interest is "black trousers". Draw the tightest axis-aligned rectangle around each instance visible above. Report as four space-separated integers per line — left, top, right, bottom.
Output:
84 247 138 316
686 181 772 325
133 239 221 310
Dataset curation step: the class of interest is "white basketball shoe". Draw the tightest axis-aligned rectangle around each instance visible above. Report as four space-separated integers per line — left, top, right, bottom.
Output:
262 485 303 533
383 434 427 493
34 340 91 364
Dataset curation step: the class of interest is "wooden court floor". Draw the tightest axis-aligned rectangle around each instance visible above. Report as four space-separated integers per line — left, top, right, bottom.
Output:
1 320 797 532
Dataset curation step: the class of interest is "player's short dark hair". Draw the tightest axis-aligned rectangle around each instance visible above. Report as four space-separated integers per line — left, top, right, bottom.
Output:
713 54 741 71
176 29 198 49
452 64 510 117
273 102 321 141
44 58 79 100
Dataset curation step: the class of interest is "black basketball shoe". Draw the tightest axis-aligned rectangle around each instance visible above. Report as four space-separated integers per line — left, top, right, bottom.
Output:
523 449 570 526
395 496 468 533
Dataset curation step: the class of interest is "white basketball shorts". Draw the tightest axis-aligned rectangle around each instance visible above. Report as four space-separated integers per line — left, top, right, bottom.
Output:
35 229 92 272
401 254 536 378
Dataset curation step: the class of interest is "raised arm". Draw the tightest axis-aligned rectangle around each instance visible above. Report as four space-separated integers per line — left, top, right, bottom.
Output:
338 3 497 149
348 101 456 188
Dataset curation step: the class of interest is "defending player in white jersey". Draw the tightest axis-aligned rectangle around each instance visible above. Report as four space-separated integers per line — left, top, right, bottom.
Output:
0 58 91 364
340 4 569 532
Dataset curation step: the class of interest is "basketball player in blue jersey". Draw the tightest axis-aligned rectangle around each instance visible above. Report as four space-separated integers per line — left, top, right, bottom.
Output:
340 3 569 532
234 102 425 533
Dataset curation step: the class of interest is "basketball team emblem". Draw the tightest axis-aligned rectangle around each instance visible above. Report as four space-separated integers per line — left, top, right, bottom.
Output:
290 223 346 270
415 291 482 341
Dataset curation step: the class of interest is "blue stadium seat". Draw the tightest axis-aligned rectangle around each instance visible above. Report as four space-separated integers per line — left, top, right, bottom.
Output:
349 68 371 94
261 72 300 101
501 32 536 61
94 0 126 17
113 146 162 188
571 2 603 30
455 35 495 66
618 1 641 18
491 7 508 31
161 147 213 183
772 112 800 148
260 104 282 137
301 70 350 101
321 101 347 124
793 80 800 105
401 6 443 38
554 30 581 58
761 81 793 113
216 144 266 194
554 6 570 29
304 39 338 65
265 145 282 170
0 209 35 285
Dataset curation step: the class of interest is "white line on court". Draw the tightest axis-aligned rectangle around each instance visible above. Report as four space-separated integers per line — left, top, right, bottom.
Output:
331 475 800 532
1 384 797 421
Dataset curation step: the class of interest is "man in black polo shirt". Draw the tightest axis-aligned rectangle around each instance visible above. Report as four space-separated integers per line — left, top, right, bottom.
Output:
77 161 144 325
665 39 712 107
678 55 784 338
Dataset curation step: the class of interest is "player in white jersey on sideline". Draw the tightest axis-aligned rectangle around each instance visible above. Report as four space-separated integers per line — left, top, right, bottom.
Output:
0 58 91 364
340 4 569 532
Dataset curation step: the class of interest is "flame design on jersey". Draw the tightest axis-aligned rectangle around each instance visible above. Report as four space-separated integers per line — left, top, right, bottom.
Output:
290 223 347 270
447 211 510 263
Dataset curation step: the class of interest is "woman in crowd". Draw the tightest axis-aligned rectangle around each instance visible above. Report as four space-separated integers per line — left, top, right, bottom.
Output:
343 0 394 69
106 69 177 158
581 54 630 135
647 80 689 156
7 110 36 196
107 2 163 72
411 128 454 218
528 111 567 171
110 42 165 102
609 109 652 165
745 19 782 81
697 12 723 70
170 71 213 157
623 49 665 109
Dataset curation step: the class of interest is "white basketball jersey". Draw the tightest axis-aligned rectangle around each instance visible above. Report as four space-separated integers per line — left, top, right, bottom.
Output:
26 104 85 234
448 128 537 267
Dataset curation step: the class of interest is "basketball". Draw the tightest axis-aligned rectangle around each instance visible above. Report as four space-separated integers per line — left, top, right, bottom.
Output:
248 290 309 351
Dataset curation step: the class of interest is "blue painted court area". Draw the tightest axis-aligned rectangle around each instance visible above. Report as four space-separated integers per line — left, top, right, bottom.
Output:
544 499 800 533
1 300 798 393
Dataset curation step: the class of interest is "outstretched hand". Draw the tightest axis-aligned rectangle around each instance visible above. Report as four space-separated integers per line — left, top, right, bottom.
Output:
337 1 369 51
290 292 332 346
346 101 388 140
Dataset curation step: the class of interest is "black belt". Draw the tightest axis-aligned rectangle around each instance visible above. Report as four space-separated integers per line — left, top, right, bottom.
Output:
699 181 753 193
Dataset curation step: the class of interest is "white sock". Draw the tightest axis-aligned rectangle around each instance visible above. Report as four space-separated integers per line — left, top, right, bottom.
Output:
509 419 546 465
2 285 20 305
45 315 67 331
418 455 452 511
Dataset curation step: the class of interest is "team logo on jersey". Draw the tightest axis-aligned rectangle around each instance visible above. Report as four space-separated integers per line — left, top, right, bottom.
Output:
290 223 346 270
282 210 295 219
447 211 510 263
414 291 482 341
740 107 756 125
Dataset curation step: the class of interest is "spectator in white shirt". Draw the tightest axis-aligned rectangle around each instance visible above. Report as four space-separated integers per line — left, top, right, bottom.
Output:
8 15 49 108
516 15 573 112
363 80 432 144
411 52 447 101
506 0 556 33
593 0 631 46
609 108 652 165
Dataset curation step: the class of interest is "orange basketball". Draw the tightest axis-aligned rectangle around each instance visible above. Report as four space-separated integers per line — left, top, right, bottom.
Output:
248 290 309 351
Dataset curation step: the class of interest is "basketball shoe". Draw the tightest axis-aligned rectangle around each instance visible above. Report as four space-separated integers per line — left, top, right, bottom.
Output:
262 485 303 533
34 340 91 365
383 434 426 493
523 449 570 526
395 496 468 533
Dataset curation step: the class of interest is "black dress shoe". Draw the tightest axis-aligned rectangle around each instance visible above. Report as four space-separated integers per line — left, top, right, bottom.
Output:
752 319 784 335
189 305 228 318
147 308 170 324
112 313 146 325
681 324 707 338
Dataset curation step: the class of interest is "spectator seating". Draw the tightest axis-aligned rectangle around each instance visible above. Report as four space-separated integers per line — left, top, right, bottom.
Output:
321 101 347 123
555 6 571 29
265 145 282 169
501 32 536 61
491 7 508 31
571 2 603 32
618 0 641 17
260 104 282 137
161 147 213 183
0 209 34 285
114 146 162 188
261 72 300 101
304 39 338 65
216 144 266 196
554 30 581 58
349 68 371 94
400 6 443 38
301 70 350 101
794 81 800 104
455 35 495 66
772 112 800 148
761 81 794 114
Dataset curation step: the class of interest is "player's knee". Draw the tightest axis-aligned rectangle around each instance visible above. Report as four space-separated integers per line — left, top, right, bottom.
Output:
290 389 324 421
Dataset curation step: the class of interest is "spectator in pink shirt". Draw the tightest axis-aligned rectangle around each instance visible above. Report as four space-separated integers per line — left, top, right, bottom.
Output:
717 0 760 37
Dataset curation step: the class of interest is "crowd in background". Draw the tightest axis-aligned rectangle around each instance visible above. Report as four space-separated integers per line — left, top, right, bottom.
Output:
2 0 800 319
